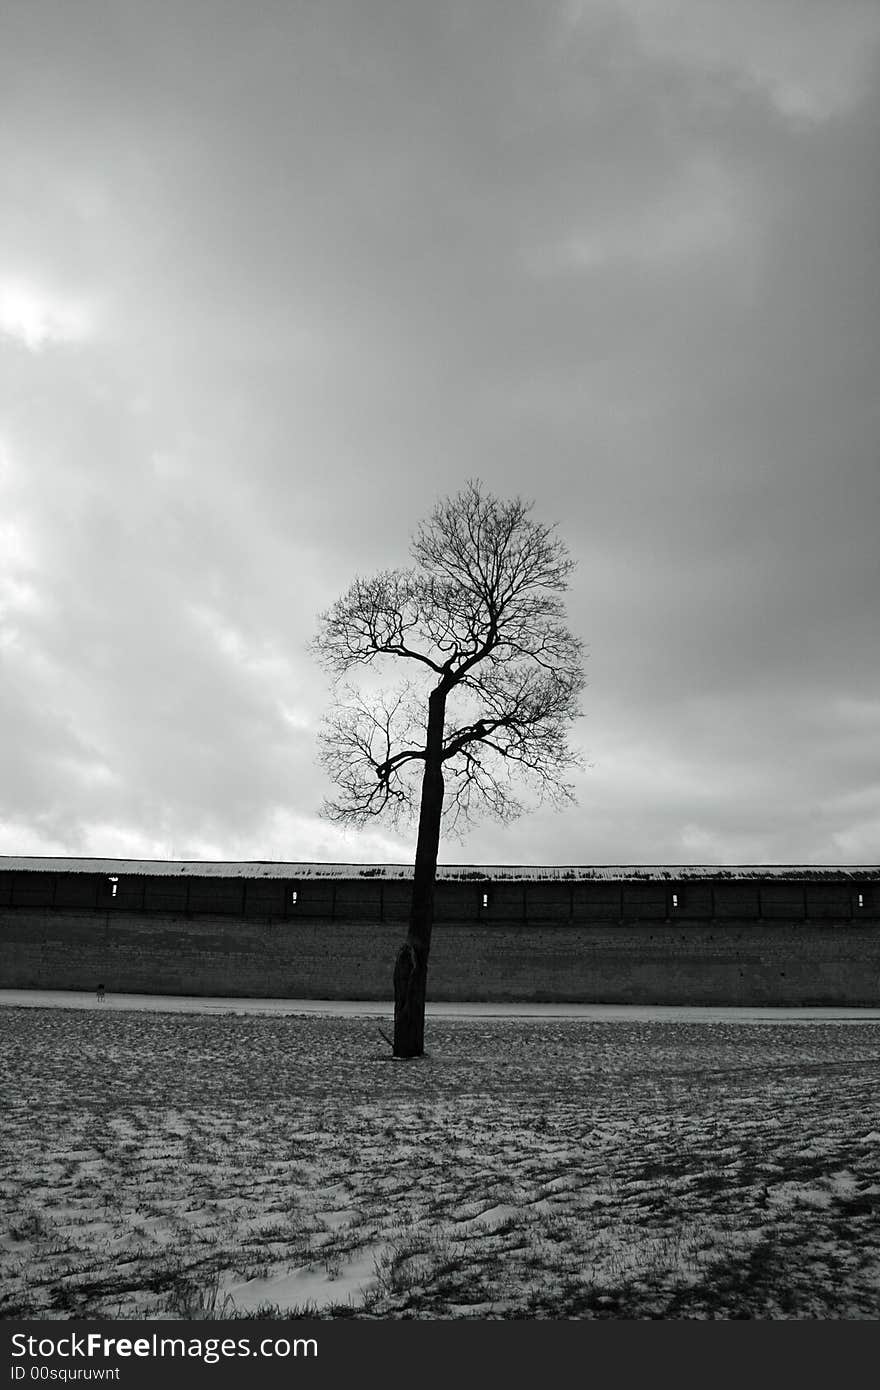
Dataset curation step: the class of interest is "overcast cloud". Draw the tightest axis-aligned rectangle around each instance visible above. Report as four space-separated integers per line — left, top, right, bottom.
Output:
1 0 878 867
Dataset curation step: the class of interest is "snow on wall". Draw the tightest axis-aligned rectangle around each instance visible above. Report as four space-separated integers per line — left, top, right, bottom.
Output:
0 857 877 881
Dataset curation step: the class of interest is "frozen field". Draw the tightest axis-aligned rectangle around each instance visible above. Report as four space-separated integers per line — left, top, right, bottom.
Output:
2 991 879 1319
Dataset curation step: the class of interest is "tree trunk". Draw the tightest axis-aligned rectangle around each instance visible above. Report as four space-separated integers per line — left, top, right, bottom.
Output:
393 687 446 1057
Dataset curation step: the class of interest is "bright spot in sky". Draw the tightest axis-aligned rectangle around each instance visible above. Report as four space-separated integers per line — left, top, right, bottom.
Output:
0 278 93 351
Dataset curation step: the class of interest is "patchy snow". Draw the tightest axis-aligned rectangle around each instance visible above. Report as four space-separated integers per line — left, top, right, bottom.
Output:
455 1203 522 1232
4 1002 880 1319
221 1243 389 1315
314 1207 359 1232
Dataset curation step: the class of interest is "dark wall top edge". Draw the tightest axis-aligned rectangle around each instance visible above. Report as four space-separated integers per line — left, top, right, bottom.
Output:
0 857 877 883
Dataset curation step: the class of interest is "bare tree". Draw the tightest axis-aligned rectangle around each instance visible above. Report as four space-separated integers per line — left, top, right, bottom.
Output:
312 480 586 1057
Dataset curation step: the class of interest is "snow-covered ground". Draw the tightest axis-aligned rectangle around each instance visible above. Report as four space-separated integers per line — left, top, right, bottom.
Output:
3 996 879 1319
3 988 880 1022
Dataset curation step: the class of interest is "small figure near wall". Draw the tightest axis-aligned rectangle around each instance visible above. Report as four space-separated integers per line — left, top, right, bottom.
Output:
96 983 105 1003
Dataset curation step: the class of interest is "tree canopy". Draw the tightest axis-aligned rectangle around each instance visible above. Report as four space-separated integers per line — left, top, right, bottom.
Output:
313 480 586 835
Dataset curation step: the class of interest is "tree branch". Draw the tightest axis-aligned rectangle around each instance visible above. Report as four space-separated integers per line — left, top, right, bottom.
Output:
313 479 587 835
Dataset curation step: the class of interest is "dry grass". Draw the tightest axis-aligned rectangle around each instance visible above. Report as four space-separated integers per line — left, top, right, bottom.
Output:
1 1005 879 1319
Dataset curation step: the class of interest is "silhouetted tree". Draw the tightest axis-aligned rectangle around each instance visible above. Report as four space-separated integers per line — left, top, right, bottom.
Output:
312 480 586 1057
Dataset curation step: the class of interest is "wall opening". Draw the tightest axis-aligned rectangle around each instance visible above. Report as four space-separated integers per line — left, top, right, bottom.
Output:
108 876 118 899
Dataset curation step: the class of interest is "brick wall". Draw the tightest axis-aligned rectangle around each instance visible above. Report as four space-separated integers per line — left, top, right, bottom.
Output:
2 907 879 1004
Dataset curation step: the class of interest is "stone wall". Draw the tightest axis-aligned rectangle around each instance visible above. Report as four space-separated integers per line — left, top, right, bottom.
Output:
2 900 879 1005
0 869 875 922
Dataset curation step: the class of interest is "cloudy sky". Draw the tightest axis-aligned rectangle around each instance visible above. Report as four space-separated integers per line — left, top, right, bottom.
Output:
1 0 878 869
